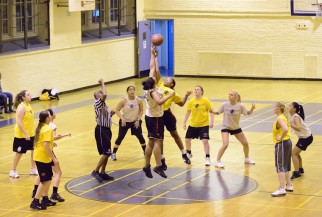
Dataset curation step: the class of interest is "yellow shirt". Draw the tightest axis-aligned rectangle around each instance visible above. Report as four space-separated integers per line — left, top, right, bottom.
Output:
33 124 54 163
14 102 35 138
157 79 182 111
272 114 291 144
187 97 212 127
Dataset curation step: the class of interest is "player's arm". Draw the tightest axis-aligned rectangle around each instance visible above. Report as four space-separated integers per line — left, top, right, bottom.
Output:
98 78 107 101
290 115 301 131
176 91 193 107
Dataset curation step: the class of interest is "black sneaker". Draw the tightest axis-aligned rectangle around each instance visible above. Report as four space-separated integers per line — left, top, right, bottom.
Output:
182 154 191 165
91 170 103 182
299 168 304 174
291 171 302 180
153 166 167 178
31 189 36 198
41 197 56 207
100 173 114 181
50 193 65 202
161 158 167 171
30 199 46 210
143 165 153 178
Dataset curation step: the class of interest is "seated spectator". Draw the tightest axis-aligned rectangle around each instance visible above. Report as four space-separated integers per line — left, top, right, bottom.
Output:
0 72 15 114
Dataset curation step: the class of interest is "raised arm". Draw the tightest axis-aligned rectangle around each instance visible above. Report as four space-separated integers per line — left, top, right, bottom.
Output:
149 46 157 79
247 103 256 115
176 91 193 107
98 78 107 101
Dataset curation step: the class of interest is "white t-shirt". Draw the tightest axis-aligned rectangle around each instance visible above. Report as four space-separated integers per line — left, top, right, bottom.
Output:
290 113 311 138
144 88 164 117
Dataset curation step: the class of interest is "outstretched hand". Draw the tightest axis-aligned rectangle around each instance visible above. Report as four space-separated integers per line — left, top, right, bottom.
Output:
98 78 104 85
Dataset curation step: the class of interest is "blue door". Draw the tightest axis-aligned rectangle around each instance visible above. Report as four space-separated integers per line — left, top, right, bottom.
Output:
138 21 151 78
150 20 174 77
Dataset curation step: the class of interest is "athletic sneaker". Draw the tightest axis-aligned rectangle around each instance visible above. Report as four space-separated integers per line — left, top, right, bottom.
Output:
143 165 153 178
153 166 167 178
50 193 65 202
182 154 191 164
100 173 114 181
285 185 294 192
91 170 103 182
245 158 255 165
30 168 39 176
41 197 56 207
215 161 225 168
161 158 167 171
111 153 117 161
291 171 302 180
299 168 304 174
30 199 46 210
205 157 211 166
271 188 286 197
9 170 19 178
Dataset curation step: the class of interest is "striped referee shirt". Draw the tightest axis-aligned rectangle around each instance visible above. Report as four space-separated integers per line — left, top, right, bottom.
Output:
94 98 111 128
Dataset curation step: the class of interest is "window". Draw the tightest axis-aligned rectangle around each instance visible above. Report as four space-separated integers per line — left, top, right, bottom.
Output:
81 0 136 41
0 0 49 54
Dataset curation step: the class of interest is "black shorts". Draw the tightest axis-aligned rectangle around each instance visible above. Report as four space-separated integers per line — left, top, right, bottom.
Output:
275 139 292 173
221 128 242 135
296 134 313 151
35 161 54 182
145 115 164 140
95 125 112 155
163 109 177 132
13 137 35 153
185 126 210 140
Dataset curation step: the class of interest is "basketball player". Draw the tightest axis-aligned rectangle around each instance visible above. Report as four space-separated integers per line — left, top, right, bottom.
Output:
111 86 146 160
150 46 192 169
210 91 256 168
288 102 313 180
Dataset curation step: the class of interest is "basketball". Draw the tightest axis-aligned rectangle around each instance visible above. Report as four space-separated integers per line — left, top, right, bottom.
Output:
151 34 164 46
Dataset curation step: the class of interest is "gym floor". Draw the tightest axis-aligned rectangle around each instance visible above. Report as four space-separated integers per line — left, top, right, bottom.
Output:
0 77 321 217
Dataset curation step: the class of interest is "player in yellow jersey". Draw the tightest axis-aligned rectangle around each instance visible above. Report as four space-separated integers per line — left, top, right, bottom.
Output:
183 85 215 166
271 102 293 197
150 47 193 169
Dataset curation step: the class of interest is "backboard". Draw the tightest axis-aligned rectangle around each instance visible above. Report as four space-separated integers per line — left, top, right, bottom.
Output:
69 0 95 12
291 0 322 16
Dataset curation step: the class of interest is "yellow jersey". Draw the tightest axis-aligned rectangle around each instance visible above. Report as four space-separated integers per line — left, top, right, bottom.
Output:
272 114 291 144
156 79 182 111
14 102 34 138
187 97 212 127
33 124 54 163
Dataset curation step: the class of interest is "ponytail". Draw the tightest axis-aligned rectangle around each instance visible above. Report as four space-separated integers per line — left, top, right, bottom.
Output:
34 111 50 145
292 102 305 120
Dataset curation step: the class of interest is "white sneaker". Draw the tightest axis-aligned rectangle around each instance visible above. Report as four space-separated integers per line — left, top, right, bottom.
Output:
215 161 225 168
271 188 286 197
9 170 19 178
111 153 117 161
187 153 193 159
29 168 38 175
245 158 255 165
285 185 294 192
205 157 210 166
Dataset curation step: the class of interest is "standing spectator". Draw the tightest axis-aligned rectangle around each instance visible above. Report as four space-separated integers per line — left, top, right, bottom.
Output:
111 86 146 160
288 102 313 180
183 85 215 166
91 79 114 182
30 111 57 210
210 91 256 168
0 72 15 114
10 90 38 178
271 102 293 197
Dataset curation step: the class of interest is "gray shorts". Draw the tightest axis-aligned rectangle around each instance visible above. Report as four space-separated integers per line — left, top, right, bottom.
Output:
274 139 292 173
